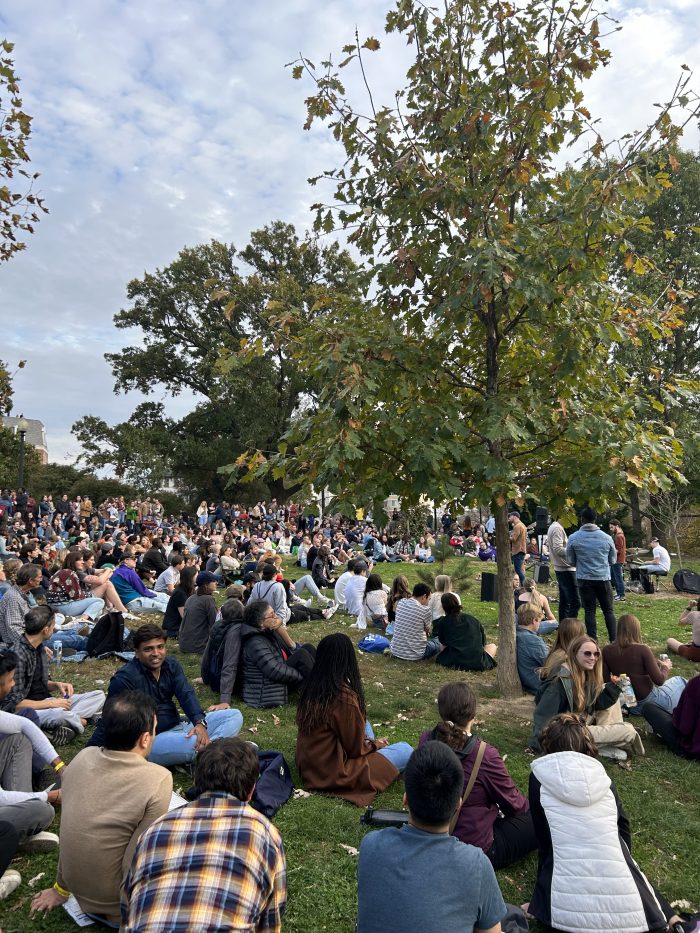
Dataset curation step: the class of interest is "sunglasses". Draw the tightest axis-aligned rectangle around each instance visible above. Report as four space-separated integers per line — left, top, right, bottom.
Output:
581 650 600 658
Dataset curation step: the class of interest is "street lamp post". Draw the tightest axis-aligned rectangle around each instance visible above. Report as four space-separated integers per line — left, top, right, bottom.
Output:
17 415 29 489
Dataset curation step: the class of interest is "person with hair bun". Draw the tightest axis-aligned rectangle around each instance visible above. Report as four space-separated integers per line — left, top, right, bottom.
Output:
525 713 680 933
419 682 535 869
434 593 496 671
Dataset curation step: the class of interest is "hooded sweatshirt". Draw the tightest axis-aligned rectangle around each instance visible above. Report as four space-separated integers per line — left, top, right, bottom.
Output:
528 751 667 933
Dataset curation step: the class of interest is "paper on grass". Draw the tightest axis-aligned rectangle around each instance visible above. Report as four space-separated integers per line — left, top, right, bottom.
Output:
62 895 95 926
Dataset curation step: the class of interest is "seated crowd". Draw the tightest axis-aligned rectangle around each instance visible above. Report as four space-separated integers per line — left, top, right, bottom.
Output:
0 489 697 931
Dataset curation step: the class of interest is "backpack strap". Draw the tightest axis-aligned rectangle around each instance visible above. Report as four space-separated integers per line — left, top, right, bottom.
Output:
449 740 486 835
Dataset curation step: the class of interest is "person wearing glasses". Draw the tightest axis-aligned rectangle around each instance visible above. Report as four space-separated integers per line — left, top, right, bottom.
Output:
529 635 644 761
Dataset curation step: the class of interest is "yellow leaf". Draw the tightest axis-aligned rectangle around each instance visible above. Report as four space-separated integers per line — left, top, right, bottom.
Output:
669 153 680 171
362 37 380 51
633 258 647 275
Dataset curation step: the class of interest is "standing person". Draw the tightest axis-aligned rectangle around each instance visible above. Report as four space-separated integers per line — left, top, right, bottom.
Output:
566 507 617 642
356 741 507 933
122 738 287 933
30 691 172 926
608 520 627 601
178 571 219 655
419 682 536 870
87 624 243 767
390 583 442 662
296 633 412 805
525 714 678 933
508 511 528 587
602 614 687 715
546 516 580 621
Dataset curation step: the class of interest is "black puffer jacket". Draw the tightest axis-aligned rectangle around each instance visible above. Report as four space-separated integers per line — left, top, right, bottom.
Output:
240 623 303 709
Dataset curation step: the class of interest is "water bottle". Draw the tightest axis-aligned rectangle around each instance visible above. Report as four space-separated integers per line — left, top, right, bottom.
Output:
619 673 636 708
53 642 63 666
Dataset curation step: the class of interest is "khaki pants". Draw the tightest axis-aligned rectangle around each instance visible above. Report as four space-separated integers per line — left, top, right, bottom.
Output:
587 701 645 756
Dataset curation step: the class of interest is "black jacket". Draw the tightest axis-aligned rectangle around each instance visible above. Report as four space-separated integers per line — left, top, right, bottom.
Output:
240 623 303 709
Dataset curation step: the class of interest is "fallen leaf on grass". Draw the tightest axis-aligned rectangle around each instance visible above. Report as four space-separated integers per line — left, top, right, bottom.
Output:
247 725 258 734
94 679 105 685
293 789 312 799
671 900 693 911
373 682 384 689
339 844 359 857
28 872 45 887
272 714 281 726
256 717 266 723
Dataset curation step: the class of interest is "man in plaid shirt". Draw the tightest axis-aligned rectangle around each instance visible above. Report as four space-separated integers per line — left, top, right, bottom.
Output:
122 737 286 932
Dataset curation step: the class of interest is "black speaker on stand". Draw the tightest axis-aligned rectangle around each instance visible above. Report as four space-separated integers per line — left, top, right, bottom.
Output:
480 573 498 602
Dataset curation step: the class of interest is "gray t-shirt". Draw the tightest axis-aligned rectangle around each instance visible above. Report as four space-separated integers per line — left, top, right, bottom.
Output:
357 824 506 933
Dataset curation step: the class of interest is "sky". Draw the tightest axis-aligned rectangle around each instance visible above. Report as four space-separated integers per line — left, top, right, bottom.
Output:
1 0 698 467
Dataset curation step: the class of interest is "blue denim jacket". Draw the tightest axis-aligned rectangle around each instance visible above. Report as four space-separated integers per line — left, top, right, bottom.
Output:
566 524 616 580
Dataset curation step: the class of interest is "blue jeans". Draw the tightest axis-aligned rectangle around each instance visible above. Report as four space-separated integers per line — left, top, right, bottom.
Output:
148 709 244 766
629 677 687 716
364 722 413 772
611 563 625 598
47 630 89 652
512 552 526 587
127 594 169 613
294 575 331 603
54 597 105 619
423 638 442 659
538 621 559 636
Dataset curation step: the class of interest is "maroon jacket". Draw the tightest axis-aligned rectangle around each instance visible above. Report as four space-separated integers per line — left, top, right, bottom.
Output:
419 728 528 852
673 675 700 758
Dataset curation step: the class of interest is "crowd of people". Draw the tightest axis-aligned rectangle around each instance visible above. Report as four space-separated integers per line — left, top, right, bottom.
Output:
0 487 698 931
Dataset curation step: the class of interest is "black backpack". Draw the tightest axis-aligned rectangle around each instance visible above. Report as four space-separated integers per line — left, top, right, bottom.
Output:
673 569 700 595
86 611 125 657
250 750 294 817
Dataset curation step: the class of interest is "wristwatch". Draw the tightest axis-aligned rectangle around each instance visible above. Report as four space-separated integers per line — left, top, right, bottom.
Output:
197 717 208 730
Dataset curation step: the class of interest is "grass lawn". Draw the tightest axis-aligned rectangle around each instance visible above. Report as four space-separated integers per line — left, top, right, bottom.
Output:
4 556 699 931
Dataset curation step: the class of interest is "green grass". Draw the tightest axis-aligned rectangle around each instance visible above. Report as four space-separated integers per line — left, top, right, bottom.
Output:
4 557 699 931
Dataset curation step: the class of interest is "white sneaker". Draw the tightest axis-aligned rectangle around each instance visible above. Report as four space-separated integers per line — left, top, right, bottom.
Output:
324 603 338 617
301 598 312 608
599 747 627 761
18 831 59 853
0 869 21 900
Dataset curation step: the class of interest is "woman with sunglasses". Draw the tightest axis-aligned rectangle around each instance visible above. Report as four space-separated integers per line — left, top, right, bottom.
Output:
529 635 644 760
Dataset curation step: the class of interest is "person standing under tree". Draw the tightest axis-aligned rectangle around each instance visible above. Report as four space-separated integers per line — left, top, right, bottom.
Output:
608 521 627 602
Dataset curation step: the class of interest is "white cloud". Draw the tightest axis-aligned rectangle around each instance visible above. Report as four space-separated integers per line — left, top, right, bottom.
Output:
0 0 697 465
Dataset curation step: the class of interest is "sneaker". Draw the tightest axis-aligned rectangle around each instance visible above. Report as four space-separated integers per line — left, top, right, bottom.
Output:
45 724 78 747
33 766 62 792
18 831 59 854
301 598 312 608
613 595 625 602
599 746 627 761
0 869 21 901
324 603 338 618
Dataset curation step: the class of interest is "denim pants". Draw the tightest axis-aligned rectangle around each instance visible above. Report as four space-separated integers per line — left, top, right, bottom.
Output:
364 722 413 772
55 597 105 619
554 571 580 620
127 594 170 613
47 630 89 652
148 709 244 766
512 552 526 587
611 563 625 598
629 676 688 715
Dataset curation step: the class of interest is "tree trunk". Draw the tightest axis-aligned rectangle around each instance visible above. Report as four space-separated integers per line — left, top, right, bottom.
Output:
628 484 643 538
494 503 522 698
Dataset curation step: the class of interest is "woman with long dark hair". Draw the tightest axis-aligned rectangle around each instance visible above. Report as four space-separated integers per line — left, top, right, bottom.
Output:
296 633 412 805
163 565 197 639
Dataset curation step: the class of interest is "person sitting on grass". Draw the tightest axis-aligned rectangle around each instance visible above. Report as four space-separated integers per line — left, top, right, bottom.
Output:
667 598 700 663
514 577 558 635
240 600 316 709
516 605 549 695
201 597 245 712
434 593 497 672
529 635 644 761
420 682 536 870
87 623 243 767
110 549 170 615
30 690 172 926
642 674 700 760
429 574 456 622
386 574 410 636
122 738 287 932
296 633 412 806
178 571 219 655
390 583 442 662
162 565 197 640
602 613 687 715
357 573 389 631
538 616 586 684
525 713 681 933
357 740 507 933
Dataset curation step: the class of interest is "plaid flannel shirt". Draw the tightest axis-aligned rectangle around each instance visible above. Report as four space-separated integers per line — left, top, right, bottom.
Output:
0 635 48 711
122 792 286 932
0 585 30 644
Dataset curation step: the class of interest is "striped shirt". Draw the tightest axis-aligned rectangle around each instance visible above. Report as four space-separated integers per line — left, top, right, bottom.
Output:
390 598 433 660
122 792 286 932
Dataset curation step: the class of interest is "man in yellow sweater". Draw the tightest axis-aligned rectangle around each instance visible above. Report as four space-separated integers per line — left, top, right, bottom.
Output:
30 690 172 926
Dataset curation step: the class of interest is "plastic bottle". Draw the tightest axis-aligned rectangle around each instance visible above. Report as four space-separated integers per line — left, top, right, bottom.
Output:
53 642 63 666
619 673 636 708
